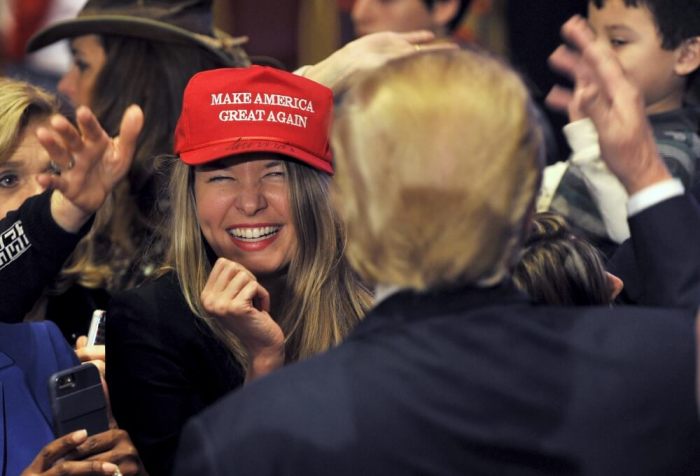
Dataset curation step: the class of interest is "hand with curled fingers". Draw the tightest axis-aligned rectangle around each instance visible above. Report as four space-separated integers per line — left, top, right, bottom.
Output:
37 105 144 233
201 258 286 381
20 429 145 476
546 16 671 194
303 30 458 93
65 429 145 476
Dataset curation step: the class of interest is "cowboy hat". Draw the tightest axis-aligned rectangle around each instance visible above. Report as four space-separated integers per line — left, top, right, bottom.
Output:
27 0 249 67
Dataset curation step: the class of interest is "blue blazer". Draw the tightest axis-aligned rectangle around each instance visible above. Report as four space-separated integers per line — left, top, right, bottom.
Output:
0 321 78 475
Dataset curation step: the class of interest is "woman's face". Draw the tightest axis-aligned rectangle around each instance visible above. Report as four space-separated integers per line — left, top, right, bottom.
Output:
194 155 298 276
0 120 52 219
351 0 436 37
58 34 107 107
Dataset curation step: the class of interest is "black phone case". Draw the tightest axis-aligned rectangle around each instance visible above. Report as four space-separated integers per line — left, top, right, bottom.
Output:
49 364 110 436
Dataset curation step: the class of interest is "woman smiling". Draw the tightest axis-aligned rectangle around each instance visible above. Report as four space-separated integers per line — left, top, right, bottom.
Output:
105 66 371 475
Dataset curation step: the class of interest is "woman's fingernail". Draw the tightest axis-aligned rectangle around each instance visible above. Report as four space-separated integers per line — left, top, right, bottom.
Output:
102 462 118 474
71 429 88 443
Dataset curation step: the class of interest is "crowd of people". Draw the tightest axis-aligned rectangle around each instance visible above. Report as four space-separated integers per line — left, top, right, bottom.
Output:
2 0 700 475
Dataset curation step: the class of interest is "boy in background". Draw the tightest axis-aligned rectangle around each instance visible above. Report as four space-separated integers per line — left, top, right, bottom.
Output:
539 0 700 253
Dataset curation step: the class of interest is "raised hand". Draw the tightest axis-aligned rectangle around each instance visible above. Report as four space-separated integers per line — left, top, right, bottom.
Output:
547 16 671 194
304 30 458 93
201 258 285 381
36 105 144 233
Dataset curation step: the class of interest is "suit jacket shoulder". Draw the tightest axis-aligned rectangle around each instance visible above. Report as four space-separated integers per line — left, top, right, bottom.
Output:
174 285 700 476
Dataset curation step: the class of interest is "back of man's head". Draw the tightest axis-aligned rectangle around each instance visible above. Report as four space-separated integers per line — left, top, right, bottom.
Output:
332 49 544 291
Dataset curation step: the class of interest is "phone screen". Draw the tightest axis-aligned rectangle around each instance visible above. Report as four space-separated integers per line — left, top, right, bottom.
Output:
87 310 106 346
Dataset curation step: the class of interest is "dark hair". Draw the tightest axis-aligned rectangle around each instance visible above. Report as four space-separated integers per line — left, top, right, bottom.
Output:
422 0 472 33
79 35 239 289
513 212 612 306
590 0 699 49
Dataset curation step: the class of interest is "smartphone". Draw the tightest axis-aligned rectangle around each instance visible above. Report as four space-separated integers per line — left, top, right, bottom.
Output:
87 309 106 346
48 363 110 436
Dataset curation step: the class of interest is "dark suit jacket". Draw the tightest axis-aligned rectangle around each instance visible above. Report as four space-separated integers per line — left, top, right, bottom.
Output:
106 273 245 476
609 184 700 308
174 284 700 476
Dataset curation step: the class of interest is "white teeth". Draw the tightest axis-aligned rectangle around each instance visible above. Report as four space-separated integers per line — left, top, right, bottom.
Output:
228 226 280 241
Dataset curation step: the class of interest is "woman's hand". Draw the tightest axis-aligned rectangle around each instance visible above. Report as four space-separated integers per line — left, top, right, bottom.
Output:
303 30 457 93
22 429 147 475
66 429 145 476
75 336 105 363
75 336 106 377
37 105 143 233
23 361 147 475
201 258 285 381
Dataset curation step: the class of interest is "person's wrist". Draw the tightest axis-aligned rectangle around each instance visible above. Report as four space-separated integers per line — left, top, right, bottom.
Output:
603 125 672 195
618 146 672 195
303 55 342 91
246 343 285 382
50 191 91 233
622 163 672 195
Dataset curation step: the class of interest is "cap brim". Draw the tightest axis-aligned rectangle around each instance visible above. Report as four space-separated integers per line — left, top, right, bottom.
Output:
179 138 334 174
27 16 247 67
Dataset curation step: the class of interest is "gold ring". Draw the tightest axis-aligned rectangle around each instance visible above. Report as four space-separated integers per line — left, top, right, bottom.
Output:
112 467 122 476
414 44 422 52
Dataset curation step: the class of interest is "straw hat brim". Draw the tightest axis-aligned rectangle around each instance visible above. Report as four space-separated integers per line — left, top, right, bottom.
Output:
27 16 248 67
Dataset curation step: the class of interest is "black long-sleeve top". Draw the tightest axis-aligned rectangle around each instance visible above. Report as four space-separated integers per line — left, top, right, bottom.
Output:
0 191 88 323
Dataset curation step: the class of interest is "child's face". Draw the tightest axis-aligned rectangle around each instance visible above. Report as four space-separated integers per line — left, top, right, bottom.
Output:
588 0 685 114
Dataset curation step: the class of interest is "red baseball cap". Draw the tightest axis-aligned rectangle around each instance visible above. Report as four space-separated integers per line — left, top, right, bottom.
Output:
174 65 334 174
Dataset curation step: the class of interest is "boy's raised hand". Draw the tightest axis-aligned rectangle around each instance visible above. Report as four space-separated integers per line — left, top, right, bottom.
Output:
548 15 671 194
36 105 144 233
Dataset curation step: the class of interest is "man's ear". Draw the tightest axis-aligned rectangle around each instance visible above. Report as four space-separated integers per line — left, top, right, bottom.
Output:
675 37 700 77
606 272 624 302
430 0 460 31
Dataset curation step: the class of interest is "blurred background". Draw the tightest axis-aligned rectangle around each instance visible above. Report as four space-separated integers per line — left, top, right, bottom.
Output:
0 0 585 157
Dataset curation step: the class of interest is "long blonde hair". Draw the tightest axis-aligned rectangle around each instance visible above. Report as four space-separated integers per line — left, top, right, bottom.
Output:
166 157 371 370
